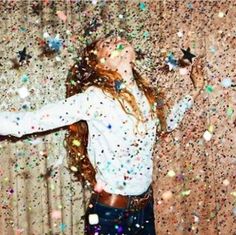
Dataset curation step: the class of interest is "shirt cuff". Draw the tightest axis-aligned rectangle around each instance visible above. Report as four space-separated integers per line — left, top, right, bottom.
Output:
166 94 194 132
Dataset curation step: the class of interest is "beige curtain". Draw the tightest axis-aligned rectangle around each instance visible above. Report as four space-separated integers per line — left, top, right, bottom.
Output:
0 1 235 234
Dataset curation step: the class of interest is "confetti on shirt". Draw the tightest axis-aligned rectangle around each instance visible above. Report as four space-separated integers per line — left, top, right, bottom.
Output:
0 85 193 195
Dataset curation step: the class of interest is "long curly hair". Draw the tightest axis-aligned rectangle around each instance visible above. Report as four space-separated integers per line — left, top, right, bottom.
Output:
64 36 169 190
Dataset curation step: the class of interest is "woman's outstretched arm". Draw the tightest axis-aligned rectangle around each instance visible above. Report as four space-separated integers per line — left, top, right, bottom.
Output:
166 56 205 132
0 87 97 138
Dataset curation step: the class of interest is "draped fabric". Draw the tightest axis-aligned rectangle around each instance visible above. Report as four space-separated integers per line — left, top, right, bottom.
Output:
0 1 235 234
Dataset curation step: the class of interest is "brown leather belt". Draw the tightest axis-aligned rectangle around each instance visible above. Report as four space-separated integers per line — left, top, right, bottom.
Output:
90 185 153 211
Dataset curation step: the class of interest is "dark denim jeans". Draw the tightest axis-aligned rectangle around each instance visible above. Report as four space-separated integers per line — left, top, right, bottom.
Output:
84 193 156 235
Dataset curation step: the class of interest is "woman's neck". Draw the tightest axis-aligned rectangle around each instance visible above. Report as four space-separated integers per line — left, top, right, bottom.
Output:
116 64 136 87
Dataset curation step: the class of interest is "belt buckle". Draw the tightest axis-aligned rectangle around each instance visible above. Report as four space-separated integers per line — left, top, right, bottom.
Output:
128 191 151 211
128 198 139 212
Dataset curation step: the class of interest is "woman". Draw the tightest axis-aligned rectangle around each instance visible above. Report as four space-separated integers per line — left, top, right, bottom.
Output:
0 35 204 235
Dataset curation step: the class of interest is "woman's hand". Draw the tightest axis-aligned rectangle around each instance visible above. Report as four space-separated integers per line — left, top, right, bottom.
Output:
190 56 205 99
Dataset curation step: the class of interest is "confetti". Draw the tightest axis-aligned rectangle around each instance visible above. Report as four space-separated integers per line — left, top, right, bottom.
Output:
177 31 184 37
230 191 236 197
72 139 81 147
15 228 24 235
59 223 67 232
57 11 67 21
17 86 30 98
221 78 232 88
17 47 32 64
70 166 78 172
139 2 146 11
162 190 173 201
47 34 63 52
207 124 214 133
167 170 176 177
94 181 104 193
51 210 62 219
223 179 230 186
88 213 99 225
226 107 234 118
20 74 29 83
181 47 196 63
111 50 120 58
43 32 50 39
166 52 178 70
218 12 225 18
181 190 191 196
91 0 98 5
55 56 62 62
179 67 188 75
205 85 214 93
233 208 236 216
203 130 213 141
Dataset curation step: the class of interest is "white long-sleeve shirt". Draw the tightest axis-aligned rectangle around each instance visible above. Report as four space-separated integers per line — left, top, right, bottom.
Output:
0 83 193 195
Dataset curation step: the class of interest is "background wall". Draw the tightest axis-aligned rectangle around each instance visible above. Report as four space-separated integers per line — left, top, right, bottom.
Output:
0 1 235 234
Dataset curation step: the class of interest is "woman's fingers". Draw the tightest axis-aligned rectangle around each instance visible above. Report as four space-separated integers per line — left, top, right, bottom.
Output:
190 56 205 89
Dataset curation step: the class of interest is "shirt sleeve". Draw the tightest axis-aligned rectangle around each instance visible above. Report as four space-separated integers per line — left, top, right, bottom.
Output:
166 94 194 132
0 87 97 137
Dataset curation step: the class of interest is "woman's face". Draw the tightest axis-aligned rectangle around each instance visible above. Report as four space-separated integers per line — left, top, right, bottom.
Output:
95 36 136 71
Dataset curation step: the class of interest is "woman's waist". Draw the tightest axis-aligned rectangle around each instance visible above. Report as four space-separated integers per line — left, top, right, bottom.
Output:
91 184 153 211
